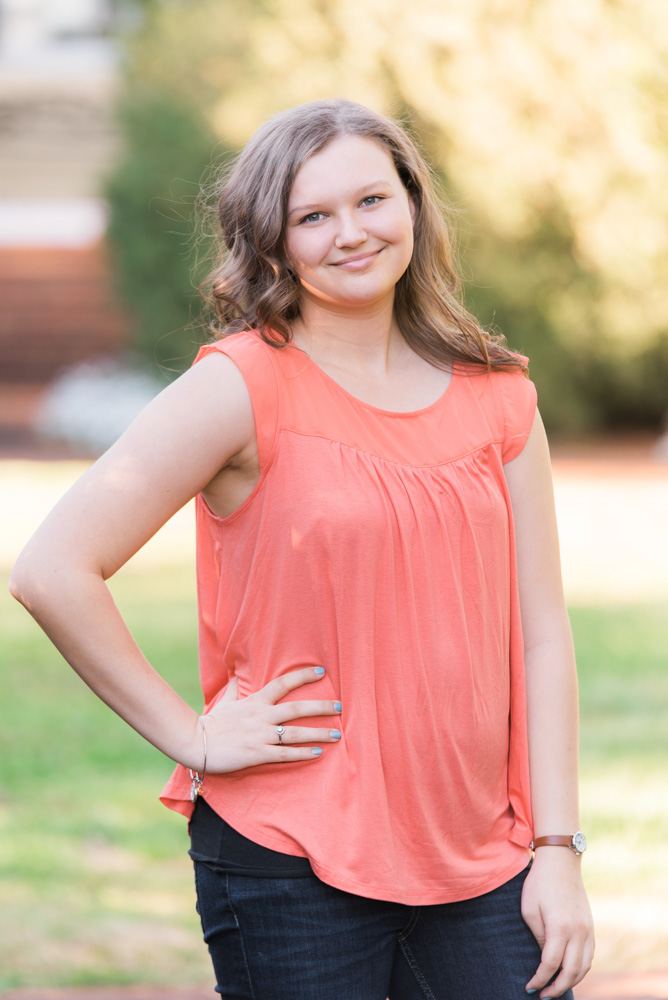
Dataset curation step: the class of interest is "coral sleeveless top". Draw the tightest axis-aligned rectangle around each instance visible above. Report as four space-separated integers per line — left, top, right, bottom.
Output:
160 329 537 905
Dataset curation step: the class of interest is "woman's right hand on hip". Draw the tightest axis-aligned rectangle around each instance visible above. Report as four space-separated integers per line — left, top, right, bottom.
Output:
193 667 343 773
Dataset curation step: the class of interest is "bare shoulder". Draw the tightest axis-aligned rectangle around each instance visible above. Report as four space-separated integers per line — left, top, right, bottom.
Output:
95 348 259 517
503 410 556 544
503 409 552 498
503 409 568 640
148 350 256 456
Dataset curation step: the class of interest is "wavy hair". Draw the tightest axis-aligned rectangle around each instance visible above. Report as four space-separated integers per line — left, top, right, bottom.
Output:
200 99 526 374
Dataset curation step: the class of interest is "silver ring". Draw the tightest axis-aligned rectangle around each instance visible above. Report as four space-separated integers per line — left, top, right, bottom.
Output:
275 726 285 745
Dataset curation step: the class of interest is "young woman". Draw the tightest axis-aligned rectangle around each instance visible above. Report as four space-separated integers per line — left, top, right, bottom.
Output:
10 99 594 999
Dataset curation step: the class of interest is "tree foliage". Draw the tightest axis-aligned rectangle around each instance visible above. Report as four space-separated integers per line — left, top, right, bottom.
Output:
107 0 668 429
105 91 219 375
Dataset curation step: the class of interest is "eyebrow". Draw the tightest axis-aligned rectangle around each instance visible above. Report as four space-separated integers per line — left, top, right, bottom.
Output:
287 180 393 218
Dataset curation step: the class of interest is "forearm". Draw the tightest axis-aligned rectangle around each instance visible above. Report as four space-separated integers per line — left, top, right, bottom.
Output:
10 561 203 772
505 415 593 994
521 624 594 997
524 621 581 838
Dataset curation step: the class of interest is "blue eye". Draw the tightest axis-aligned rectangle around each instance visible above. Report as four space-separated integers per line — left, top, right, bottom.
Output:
299 212 324 224
361 195 383 207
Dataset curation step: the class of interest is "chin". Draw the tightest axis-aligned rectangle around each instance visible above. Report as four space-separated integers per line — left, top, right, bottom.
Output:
323 291 392 311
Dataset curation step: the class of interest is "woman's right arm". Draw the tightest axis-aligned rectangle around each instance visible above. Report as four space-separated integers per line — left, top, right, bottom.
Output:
9 353 339 773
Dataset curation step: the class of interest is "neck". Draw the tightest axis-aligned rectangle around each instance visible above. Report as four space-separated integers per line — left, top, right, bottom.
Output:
291 292 406 375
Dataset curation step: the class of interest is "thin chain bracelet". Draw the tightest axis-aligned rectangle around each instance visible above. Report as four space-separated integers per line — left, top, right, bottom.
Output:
189 715 208 803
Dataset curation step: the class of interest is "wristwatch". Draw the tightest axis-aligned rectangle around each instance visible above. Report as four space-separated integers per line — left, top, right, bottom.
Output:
531 832 587 856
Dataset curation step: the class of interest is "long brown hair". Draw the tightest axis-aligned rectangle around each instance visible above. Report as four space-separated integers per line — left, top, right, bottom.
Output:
200 99 526 374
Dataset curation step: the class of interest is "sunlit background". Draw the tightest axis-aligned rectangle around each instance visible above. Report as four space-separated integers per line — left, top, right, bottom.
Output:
1 0 667 995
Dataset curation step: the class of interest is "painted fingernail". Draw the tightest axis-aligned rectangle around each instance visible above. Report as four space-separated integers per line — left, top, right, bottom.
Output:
314 666 325 676
526 991 538 995
330 729 341 739
334 701 342 712
311 747 323 756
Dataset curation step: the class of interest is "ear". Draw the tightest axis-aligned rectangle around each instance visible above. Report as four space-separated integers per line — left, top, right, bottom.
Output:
408 195 417 225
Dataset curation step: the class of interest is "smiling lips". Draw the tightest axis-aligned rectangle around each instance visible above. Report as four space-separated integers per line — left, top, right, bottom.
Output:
330 248 383 270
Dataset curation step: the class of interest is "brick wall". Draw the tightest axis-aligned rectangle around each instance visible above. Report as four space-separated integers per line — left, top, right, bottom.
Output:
0 242 130 385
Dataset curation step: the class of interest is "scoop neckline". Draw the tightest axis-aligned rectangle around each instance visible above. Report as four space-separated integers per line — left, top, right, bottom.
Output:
288 343 458 418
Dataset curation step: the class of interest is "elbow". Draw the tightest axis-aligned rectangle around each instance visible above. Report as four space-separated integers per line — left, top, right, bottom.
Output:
10 543 102 614
8 548 56 613
8 569 21 604
8 566 21 602
9 553 38 610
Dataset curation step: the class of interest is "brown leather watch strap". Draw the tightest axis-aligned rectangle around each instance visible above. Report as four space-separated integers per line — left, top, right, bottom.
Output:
532 831 587 855
532 836 573 850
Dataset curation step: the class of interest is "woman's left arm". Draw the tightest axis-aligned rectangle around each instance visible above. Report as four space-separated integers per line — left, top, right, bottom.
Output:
504 409 595 999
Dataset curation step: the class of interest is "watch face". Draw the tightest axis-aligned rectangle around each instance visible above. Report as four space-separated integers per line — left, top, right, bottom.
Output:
572 831 587 854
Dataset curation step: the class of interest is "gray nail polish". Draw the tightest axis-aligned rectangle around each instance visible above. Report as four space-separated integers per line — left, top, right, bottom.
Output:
314 666 325 676
330 730 341 739
311 747 323 756
334 701 342 712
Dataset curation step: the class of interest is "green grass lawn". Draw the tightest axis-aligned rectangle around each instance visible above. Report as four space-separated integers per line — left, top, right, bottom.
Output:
1 568 667 987
574 603 668 972
0 567 210 990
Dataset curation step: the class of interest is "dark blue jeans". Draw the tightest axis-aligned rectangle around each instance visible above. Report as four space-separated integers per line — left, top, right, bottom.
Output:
193 861 573 1000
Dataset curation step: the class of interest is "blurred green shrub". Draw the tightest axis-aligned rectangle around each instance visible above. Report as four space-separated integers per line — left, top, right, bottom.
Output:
105 91 220 377
465 215 668 434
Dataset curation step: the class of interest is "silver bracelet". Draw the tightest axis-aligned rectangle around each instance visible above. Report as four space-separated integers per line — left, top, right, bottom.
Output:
189 715 207 803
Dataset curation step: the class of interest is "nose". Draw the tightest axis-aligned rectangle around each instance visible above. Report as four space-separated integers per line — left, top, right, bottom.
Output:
334 212 366 249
